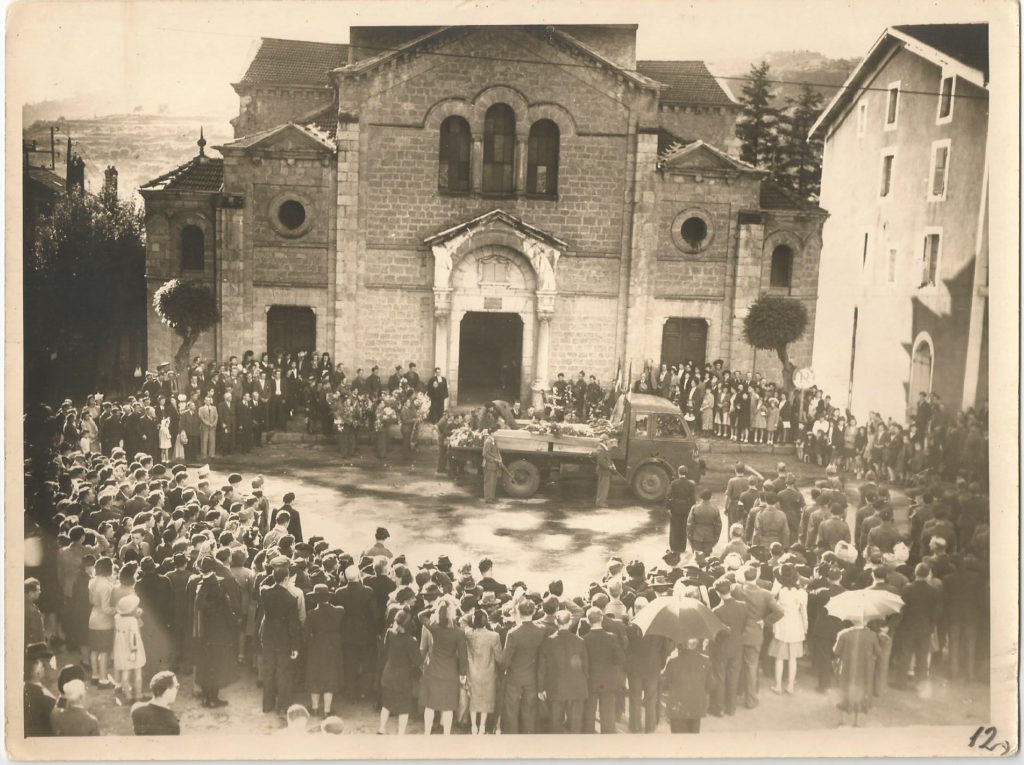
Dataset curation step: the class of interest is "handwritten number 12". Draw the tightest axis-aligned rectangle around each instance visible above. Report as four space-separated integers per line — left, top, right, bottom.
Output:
969 727 1011 755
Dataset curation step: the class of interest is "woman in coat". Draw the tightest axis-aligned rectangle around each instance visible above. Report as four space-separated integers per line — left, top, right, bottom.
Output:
660 638 713 733
418 598 469 735
736 386 751 444
700 388 715 434
768 564 808 694
379 609 422 735
834 624 880 725
304 584 345 717
463 609 503 734
194 563 238 707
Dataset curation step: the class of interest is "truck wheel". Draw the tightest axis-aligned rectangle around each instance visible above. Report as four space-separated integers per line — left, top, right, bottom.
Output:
631 464 671 503
503 459 541 498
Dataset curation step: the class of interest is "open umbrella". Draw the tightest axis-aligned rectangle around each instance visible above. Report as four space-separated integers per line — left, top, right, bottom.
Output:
632 596 726 643
825 588 904 625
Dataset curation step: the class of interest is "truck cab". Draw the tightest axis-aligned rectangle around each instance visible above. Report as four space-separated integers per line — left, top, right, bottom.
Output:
610 393 703 502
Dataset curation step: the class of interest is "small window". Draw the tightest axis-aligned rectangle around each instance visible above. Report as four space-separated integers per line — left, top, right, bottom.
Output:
921 232 941 287
633 414 650 438
887 246 898 283
857 101 868 137
885 82 900 129
937 75 954 122
879 152 895 197
770 245 793 289
929 141 950 200
278 200 306 230
654 414 690 439
483 103 515 194
527 119 559 196
681 217 708 249
180 225 204 271
438 116 470 192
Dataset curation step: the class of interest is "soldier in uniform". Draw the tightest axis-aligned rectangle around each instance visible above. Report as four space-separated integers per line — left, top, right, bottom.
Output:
591 437 623 508
482 432 503 504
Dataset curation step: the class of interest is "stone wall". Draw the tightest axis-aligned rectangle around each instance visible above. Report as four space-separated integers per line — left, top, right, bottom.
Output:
233 86 334 139
548 294 620 382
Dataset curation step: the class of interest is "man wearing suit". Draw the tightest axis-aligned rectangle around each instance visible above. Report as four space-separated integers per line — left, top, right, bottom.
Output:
217 391 237 455
896 563 942 687
198 395 218 459
724 462 749 527
366 366 382 399
538 610 589 733
710 579 747 716
666 467 696 553
334 565 378 700
258 565 301 714
250 390 268 447
581 607 625 734
269 369 287 430
164 553 193 671
624 605 669 733
752 493 790 548
500 600 547 734
270 493 303 543
426 367 449 424
735 566 784 708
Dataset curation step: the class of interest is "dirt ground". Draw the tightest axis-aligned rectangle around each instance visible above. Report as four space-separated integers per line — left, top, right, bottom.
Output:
63 439 987 735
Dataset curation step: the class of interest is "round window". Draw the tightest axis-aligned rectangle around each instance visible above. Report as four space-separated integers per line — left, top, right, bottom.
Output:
278 200 306 230
680 217 708 249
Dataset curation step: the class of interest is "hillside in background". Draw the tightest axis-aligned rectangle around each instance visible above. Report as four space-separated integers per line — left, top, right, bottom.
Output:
23 114 233 203
714 49 859 107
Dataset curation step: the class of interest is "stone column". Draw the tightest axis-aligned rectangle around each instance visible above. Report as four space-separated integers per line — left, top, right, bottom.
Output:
471 137 484 192
532 313 552 410
334 119 361 366
433 289 452 377
515 136 528 195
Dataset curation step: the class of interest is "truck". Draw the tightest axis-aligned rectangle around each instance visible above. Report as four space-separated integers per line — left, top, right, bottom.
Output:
448 393 703 503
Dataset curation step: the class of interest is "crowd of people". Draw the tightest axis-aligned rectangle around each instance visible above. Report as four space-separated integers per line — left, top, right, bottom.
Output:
22 354 991 737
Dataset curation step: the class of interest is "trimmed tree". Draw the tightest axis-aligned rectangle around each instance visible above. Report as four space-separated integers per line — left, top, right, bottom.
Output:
742 295 808 393
153 279 220 378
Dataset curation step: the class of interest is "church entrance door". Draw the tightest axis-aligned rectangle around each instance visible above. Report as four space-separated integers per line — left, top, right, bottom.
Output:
661 318 708 368
457 312 523 405
267 305 316 357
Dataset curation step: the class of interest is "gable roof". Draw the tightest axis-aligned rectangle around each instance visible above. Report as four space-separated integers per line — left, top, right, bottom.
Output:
141 155 224 194
216 122 337 153
659 139 763 175
237 37 349 88
26 166 67 196
335 26 661 92
811 23 988 138
424 209 568 250
636 60 739 107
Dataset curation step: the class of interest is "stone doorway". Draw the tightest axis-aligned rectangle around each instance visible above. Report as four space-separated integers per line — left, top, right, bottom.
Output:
267 305 316 357
457 311 523 404
661 317 708 368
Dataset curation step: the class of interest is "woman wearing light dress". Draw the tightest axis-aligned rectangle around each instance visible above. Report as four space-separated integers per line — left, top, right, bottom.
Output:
768 564 808 694
462 609 503 734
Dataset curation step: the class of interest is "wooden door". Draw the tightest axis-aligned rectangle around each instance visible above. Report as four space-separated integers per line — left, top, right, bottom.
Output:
266 306 316 357
661 318 708 368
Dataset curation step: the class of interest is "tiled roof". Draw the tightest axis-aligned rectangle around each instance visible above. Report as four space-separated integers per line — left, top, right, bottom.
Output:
141 156 223 193
759 179 820 211
301 103 339 141
636 60 738 107
893 23 988 80
27 166 67 195
239 38 349 87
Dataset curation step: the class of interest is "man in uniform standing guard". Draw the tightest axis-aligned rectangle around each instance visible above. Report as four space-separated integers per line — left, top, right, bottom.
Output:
482 431 503 504
592 436 624 508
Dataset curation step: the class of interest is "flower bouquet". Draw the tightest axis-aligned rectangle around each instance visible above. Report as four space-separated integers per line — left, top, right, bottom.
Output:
413 391 431 420
447 426 487 448
375 395 400 432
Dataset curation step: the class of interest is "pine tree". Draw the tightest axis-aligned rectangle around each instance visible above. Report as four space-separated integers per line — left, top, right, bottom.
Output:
777 84 825 201
735 61 781 171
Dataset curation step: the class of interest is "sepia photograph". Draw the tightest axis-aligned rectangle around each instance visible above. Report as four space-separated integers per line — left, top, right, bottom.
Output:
5 0 1019 758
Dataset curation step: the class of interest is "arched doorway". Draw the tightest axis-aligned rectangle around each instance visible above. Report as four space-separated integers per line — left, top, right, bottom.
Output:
267 305 315 357
908 334 934 403
458 312 524 403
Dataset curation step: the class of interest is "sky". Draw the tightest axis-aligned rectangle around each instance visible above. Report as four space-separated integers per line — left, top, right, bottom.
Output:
7 0 1006 120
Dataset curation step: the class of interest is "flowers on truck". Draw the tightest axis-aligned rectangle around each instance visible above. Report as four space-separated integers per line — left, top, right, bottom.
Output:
447 426 487 448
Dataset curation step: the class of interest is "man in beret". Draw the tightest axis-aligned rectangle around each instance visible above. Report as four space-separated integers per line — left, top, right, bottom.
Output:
753 493 790 549
50 677 100 736
271 493 303 543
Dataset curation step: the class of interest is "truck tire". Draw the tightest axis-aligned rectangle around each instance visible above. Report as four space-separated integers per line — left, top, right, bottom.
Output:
503 459 541 498
631 463 671 504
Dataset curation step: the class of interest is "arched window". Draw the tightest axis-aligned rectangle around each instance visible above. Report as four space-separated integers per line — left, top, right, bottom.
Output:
909 335 934 402
770 244 793 289
527 119 559 196
438 116 470 192
483 103 515 194
181 225 204 271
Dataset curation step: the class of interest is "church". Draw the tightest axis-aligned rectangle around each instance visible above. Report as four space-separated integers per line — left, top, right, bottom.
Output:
142 25 827 406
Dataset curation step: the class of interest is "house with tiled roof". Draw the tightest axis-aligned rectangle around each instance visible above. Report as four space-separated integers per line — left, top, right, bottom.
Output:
809 23 988 419
143 25 826 400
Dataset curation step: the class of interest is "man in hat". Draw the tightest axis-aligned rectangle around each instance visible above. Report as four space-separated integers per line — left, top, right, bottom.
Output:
709 579 747 717
198 395 218 459
538 610 589 733
131 671 180 735
24 643 57 736
724 463 749 527
259 563 301 714
591 436 623 508
687 489 723 556
666 466 696 553
501 599 547 733
363 527 393 560
582 606 625 733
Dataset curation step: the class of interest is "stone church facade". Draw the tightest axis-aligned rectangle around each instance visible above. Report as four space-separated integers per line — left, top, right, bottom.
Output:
142 25 827 406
